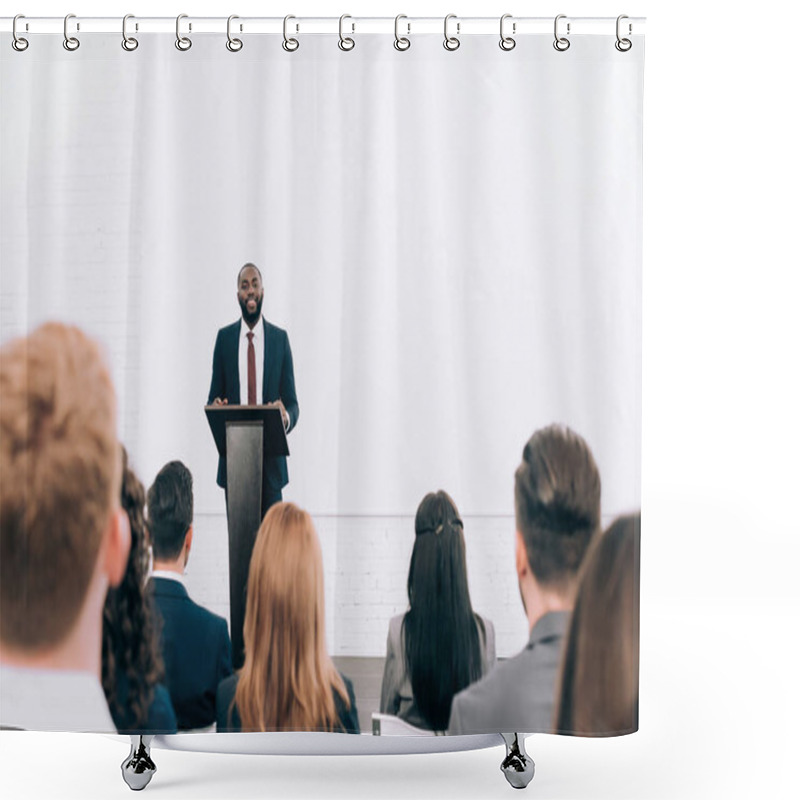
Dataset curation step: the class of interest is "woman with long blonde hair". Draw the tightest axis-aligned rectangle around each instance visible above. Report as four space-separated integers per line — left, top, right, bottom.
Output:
216 502 359 732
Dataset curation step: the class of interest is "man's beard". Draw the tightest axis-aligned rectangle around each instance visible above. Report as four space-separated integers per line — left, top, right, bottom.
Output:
239 295 263 327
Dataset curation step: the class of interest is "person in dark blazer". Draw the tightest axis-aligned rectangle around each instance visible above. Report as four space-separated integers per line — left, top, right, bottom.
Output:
207 263 299 515
147 460 233 731
207 262 299 669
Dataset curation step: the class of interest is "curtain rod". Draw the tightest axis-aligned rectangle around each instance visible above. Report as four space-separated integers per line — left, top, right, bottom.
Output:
1 16 646 36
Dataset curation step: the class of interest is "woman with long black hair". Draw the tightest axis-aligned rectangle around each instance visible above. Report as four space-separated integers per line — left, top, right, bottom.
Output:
380 491 495 731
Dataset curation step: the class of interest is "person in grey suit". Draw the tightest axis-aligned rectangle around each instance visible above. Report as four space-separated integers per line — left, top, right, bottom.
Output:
380 491 496 731
447 425 601 735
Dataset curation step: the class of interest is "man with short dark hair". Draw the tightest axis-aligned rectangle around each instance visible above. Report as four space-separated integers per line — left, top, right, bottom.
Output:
208 263 299 508
447 424 601 734
207 262 299 668
0 323 130 731
147 460 232 730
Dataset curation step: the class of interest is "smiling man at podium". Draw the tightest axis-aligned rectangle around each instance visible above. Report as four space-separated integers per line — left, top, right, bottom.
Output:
207 262 299 667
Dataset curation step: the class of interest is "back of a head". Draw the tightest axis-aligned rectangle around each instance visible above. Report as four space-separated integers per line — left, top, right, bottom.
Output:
147 461 193 562
237 502 344 731
245 502 324 655
515 424 602 595
0 323 118 652
103 447 163 727
404 490 483 731
408 490 470 608
555 513 641 735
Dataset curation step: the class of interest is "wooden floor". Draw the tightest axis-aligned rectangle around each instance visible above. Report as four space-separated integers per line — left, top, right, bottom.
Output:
332 656 385 733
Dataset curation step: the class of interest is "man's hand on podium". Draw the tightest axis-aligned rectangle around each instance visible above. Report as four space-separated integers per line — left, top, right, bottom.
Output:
266 399 289 431
211 397 287 431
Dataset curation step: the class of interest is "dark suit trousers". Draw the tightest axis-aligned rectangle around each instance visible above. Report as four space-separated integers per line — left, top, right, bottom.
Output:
225 484 282 670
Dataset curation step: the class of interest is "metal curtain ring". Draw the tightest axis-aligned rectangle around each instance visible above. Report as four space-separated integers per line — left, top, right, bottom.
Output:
394 14 410 51
443 14 460 51
553 14 570 52
499 13 516 51
63 13 80 51
338 14 355 51
283 15 299 52
615 14 632 51
226 15 243 52
176 14 192 51
12 14 29 51
122 14 138 51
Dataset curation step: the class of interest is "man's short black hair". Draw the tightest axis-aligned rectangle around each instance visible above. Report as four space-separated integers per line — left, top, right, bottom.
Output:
147 460 193 561
237 263 262 285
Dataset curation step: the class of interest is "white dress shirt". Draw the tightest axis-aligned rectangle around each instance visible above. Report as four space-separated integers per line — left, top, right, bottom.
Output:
238 317 264 405
149 569 186 587
0 664 115 732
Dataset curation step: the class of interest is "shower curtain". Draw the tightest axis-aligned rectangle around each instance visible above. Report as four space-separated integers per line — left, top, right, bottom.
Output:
0 19 643 737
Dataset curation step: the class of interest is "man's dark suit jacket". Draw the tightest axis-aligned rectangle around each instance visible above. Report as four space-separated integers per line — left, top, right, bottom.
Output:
207 317 299 493
150 576 233 731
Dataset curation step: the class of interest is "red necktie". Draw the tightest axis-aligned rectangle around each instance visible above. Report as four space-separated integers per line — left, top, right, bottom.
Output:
246 331 257 405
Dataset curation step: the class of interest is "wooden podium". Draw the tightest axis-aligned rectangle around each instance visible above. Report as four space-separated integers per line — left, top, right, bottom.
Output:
205 404 289 669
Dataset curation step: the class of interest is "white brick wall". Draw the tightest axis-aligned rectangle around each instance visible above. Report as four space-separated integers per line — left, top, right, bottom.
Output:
183 512 566 659
2 39 640 662
184 510 619 659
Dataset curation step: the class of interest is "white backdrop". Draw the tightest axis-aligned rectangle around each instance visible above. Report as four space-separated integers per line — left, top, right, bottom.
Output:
3 1 799 800
1 27 642 520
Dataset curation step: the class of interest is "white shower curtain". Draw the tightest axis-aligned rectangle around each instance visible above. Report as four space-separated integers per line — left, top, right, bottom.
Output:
1 26 643 657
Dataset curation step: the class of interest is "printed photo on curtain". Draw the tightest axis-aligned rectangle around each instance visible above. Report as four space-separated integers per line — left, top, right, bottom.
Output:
0 16 644 768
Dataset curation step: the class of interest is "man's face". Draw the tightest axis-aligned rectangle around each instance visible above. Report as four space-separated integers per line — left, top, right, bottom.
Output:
238 267 264 326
